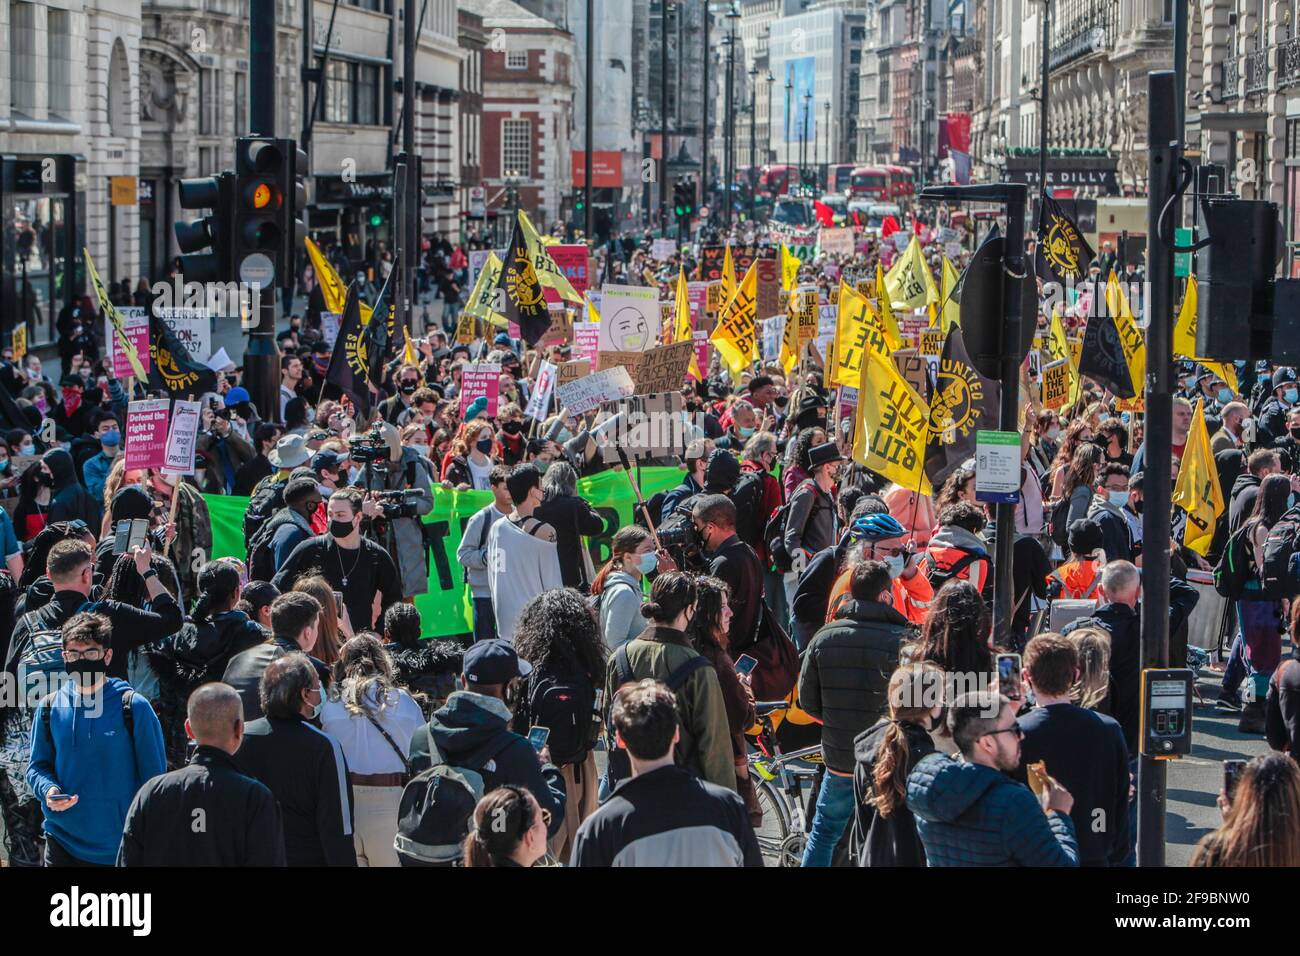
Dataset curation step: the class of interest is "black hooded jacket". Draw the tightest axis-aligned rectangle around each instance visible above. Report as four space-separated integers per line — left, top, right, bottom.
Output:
43 448 101 527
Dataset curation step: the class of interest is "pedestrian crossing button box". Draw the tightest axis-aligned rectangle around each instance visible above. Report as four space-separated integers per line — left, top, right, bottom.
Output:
1139 668 1194 758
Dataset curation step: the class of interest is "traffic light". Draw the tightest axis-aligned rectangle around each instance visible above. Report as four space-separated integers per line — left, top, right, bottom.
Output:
673 179 695 220
575 193 585 214
174 172 234 282
233 136 306 293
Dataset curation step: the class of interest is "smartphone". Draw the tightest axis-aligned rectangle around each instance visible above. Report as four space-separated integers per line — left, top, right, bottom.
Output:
1224 759 1248 801
734 654 759 677
997 653 1023 700
113 518 150 555
333 591 345 616
527 726 550 753
48 791 76 803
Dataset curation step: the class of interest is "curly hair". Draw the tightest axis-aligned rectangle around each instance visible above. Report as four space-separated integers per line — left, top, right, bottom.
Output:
512 587 607 684
788 426 824 473
102 551 182 605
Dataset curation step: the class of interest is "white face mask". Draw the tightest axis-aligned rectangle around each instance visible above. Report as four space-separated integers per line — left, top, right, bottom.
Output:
1046 426 1061 442
410 443 430 458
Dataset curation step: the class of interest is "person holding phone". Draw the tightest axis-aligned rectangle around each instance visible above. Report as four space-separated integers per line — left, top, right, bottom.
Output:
1192 753 1300 866
26 611 167 866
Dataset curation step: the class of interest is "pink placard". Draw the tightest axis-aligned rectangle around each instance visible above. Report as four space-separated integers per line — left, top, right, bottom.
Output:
573 322 600 364
459 363 502 418
691 330 709 381
687 282 708 325
125 399 170 471
549 244 590 294
106 309 151 379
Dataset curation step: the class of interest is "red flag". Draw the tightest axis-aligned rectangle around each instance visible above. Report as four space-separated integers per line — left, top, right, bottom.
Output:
911 215 924 237
880 215 900 239
813 200 835 227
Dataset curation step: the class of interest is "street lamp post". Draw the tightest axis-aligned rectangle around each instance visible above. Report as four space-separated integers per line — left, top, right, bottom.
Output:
723 10 739 227
802 90 812 191
1038 0 1050 207
765 71 775 168
823 100 830 192
784 76 793 168
659 0 671 234
748 66 759 219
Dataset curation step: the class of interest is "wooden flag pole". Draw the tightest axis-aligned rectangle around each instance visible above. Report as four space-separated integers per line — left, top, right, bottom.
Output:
615 444 662 551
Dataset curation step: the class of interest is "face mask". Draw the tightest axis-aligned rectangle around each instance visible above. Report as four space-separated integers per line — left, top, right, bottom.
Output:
0 460 7 472
62 387 82 417
65 656 106 683
738 425 755 438
1217 387 1234 404
33 395 47 415
1120 412 1131 425
36 470 54 487
1132 498 1144 515
400 381 418 395
1107 490 1129 508
556 429 572 443
329 519 354 539
308 687 325 721
475 437 494 454
883 553 906 579
1288 388 1299 405
502 420 523 435
101 430 120 448
774 397 788 410
1291 427 1300 440
410 443 430 458
19 442 34 456
1045 426 1060 442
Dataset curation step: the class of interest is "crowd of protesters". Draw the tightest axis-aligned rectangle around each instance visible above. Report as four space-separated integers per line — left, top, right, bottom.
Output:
0 211 1297 871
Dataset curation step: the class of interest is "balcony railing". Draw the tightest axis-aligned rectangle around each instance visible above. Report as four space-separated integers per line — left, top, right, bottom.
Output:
1246 46 1270 94
1049 0 1117 72
1281 37 1300 89
1223 55 1241 101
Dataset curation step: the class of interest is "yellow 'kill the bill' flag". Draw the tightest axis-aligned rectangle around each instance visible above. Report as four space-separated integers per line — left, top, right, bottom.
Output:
1045 306 1082 406
710 260 758 381
884 235 940 312
853 343 932 495
1104 272 1146 396
831 280 890 388
781 244 801 292
938 256 961 332
1172 399 1225 556
306 237 374 324
673 265 701 379
1173 276 1238 395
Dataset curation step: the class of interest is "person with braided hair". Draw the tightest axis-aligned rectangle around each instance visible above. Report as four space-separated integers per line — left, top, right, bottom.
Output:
461 785 551 867
850 662 944 867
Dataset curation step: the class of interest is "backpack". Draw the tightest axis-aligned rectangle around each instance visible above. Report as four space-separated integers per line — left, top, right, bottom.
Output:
1260 507 1300 600
924 551 982 592
604 647 711 787
517 667 600 767
765 479 817 573
243 478 289 550
730 471 766 552
246 509 308 582
1048 496 1073 553
1214 523 1255 599
395 725 511 866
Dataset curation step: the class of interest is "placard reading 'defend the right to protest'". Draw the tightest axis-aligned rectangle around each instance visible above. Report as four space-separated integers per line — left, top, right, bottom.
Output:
125 399 171 471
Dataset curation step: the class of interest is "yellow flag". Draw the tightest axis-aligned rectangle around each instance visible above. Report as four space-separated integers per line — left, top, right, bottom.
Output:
1173 400 1225 556
722 244 738 306
463 252 507 328
832 280 890 387
519 210 582 303
306 238 348 315
674 266 701 379
403 327 419 366
779 288 800 374
1173 276 1239 396
1045 307 1082 406
874 263 904 350
781 244 801 292
84 247 148 381
586 294 601 324
939 256 961 332
710 261 758 380
853 343 932 495
884 235 941 312
1105 273 1147 397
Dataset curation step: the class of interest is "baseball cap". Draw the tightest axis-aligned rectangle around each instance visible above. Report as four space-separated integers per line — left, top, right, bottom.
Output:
462 639 532 685
312 449 348 473
224 386 252 407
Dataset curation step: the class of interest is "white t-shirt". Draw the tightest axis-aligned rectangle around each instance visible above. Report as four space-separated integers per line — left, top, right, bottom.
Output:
320 684 425 776
467 455 493 490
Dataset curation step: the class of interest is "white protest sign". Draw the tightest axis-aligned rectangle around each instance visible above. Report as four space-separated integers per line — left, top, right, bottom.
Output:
598 284 660 353
761 316 784 363
555 365 635 415
320 312 342 348
525 361 558 420
816 305 838 367
161 399 202 476
651 238 676 261
157 307 212 364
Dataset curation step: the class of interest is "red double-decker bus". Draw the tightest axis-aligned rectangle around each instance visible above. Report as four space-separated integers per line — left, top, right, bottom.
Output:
883 165 915 201
848 165 890 201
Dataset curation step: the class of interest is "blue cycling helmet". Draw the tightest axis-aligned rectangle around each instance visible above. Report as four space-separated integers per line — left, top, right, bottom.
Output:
849 513 906 542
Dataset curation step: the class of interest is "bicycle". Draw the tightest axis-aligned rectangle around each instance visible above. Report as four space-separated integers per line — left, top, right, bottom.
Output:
747 700 823 867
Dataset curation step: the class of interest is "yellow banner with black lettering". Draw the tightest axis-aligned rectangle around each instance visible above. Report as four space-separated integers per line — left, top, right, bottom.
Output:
1173 276 1239 396
831 280 891 387
710 260 758 380
874 263 905 350
884 235 941 312
1172 399 1224 556
1105 272 1147 396
1042 358 1071 409
1045 307 1082 406
781 244 801 292
938 255 961 331
853 343 932 495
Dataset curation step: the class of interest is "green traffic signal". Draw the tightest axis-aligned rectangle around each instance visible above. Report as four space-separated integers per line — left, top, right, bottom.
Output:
369 213 383 227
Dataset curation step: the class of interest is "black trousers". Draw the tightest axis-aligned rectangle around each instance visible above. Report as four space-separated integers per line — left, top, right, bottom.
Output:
44 835 112 868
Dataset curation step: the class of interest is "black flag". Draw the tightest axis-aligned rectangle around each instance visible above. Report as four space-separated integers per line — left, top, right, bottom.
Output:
148 313 217 399
925 327 1001 488
492 213 550 345
324 282 373 420
363 254 398 384
1078 308 1136 399
1036 192 1094 285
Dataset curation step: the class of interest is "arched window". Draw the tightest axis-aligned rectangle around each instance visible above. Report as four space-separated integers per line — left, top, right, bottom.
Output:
107 39 131 136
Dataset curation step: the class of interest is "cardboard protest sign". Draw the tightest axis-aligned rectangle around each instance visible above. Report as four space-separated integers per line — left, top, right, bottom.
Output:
125 399 171 471
556 360 591 390
162 399 202 476
893 349 930 401
540 304 574 347
11 323 26 362
556 365 635 415
596 392 687 462
107 308 151 379
458 362 502 418
634 341 695 395
598 284 660 353
525 361 558 420
596 351 642 374
157 307 212 365
755 257 782 319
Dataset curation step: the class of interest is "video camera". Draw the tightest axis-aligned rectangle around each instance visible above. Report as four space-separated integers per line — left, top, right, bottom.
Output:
349 425 391 467
371 488 424 520
656 500 707 572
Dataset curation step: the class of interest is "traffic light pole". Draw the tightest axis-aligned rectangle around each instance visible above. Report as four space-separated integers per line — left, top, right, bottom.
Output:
583 0 594 242
401 0 418 340
246 0 281 424
1138 70 1179 869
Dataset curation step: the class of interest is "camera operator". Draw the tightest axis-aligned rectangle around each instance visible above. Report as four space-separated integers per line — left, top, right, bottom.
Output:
272 488 401 631
348 421 434 601
197 397 255 496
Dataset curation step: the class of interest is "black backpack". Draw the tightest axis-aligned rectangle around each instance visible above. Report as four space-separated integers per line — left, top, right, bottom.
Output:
924 551 983 592
764 479 816 573
604 646 711 786
730 471 766 552
243 478 289 551
517 667 601 767
1214 523 1254 599
1048 496 1073 553
246 509 307 582
1260 508 1300 599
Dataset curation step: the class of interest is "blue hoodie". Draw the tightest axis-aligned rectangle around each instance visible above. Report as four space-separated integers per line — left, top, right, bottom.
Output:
27 677 167 865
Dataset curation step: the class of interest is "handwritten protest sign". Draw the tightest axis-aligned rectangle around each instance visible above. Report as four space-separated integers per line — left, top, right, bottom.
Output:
651 238 676 261
818 227 855 256
540 304 573 347
162 399 202 476
596 392 687 462
125 399 170 471
761 316 784 363
459 362 502 417
893 349 930 400
525 361 557 420
556 365 635 415
106 308 151 379
596 351 641 374
556 360 591 390
157 308 212 364
634 341 695 395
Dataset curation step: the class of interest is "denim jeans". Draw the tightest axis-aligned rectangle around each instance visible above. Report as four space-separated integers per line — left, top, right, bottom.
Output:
801 771 856 867
472 597 497 643
1221 633 1248 699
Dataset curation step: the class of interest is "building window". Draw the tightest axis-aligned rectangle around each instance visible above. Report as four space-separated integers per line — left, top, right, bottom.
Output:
198 146 216 176
356 64 380 124
506 49 529 69
10 1 39 113
47 8 74 116
321 59 351 123
234 73 247 135
199 68 220 136
501 118 531 177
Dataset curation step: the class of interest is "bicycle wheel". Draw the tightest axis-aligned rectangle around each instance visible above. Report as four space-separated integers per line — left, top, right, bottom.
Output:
753 778 790 866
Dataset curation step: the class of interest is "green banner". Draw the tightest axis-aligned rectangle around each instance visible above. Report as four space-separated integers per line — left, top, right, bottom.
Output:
202 465 684 639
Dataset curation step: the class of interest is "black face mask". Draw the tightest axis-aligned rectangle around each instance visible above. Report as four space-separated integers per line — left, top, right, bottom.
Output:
501 421 523 435
1290 427 1300 440
1132 499 1144 515
476 438 494 454
329 519 354 539
400 381 418 395
65 657 106 680
774 396 788 410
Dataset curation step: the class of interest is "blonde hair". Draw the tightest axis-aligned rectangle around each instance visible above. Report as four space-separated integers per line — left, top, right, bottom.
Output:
1068 627 1111 711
